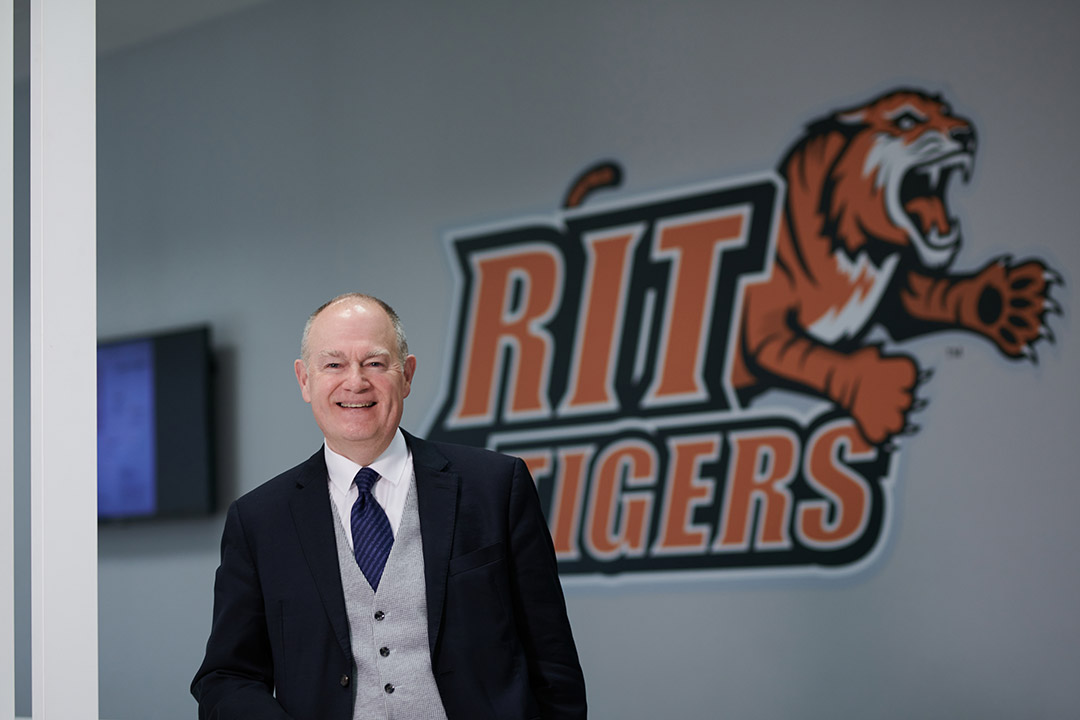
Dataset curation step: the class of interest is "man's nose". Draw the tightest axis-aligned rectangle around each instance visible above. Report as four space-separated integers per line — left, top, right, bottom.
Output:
343 364 372 390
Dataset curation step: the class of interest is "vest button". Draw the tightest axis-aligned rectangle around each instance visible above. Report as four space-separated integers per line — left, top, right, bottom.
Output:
384 683 395 694
374 610 385 621
379 646 390 657
339 674 350 687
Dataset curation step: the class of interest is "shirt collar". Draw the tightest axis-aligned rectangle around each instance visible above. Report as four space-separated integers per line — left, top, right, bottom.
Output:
323 429 409 493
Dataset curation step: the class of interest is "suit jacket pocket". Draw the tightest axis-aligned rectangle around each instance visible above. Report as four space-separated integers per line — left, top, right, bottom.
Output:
444 541 514 658
448 541 505 576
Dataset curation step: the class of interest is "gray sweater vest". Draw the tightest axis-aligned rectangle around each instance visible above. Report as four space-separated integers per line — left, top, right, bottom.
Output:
330 476 449 720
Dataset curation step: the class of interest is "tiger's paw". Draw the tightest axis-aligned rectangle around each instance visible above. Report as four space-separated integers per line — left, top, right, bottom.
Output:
966 256 1062 362
839 346 924 446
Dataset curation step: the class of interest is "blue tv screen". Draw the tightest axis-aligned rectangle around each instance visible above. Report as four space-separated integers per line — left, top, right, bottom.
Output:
97 326 215 521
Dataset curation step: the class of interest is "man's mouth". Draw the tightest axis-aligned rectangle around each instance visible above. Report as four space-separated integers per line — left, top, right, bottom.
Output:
338 402 375 409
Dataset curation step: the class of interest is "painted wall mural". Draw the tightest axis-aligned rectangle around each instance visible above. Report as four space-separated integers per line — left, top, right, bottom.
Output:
423 88 1062 579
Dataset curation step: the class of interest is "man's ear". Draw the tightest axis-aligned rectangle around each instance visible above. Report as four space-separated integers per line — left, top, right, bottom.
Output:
402 354 417 397
294 358 312 403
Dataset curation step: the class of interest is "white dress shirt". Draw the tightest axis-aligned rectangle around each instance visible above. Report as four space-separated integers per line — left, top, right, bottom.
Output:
324 429 413 548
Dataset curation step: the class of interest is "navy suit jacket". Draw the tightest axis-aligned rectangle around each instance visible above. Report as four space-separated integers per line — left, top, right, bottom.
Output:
192 431 586 719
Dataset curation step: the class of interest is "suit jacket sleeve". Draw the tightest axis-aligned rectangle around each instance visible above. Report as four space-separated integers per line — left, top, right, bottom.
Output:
191 500 294 720
507 457 588 718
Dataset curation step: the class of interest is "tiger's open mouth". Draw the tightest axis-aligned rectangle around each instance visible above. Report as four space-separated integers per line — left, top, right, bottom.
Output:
899 151 973 251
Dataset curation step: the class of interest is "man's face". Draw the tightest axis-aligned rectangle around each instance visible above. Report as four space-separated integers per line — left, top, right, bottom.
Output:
294 300 416 466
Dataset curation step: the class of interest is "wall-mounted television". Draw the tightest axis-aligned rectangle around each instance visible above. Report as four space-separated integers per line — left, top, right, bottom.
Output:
97 325 216 521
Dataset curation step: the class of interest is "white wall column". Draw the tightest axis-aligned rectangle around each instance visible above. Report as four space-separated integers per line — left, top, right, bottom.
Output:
29 0 97 717
2 3 16 719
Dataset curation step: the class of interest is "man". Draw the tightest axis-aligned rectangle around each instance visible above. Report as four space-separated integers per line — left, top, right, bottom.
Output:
192 294 587 719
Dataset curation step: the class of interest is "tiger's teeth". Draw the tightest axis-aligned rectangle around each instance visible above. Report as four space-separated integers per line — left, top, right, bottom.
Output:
926 163 941 192
926 220 960 249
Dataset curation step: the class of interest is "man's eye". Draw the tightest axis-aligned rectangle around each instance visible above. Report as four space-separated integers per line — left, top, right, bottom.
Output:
325 362 341 369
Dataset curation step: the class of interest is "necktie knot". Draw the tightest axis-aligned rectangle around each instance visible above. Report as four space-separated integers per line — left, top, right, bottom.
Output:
354 467 379 495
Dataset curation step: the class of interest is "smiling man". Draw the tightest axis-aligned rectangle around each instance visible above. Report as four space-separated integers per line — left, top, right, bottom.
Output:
296 297 416 468
192 294 587 720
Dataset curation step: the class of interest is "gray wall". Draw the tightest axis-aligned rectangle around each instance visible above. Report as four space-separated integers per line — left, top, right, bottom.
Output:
15 0 1080 717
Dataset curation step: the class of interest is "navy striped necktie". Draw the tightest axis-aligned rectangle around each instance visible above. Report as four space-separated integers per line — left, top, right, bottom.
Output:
350 467 394 591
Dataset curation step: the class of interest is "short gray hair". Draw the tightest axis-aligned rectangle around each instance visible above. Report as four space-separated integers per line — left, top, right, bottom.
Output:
300 293 409 367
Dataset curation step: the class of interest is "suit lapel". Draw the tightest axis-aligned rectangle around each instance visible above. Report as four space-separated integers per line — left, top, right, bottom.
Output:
404 431 459 658
288 450 352 660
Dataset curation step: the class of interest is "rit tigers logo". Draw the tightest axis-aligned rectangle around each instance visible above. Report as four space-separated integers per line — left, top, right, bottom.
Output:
423 88 1061 578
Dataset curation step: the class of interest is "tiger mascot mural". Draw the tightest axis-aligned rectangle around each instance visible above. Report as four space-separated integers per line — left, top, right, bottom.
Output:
729 88 1061 445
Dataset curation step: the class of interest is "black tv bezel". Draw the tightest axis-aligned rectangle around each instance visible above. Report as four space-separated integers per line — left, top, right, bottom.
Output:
97 324 217 523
